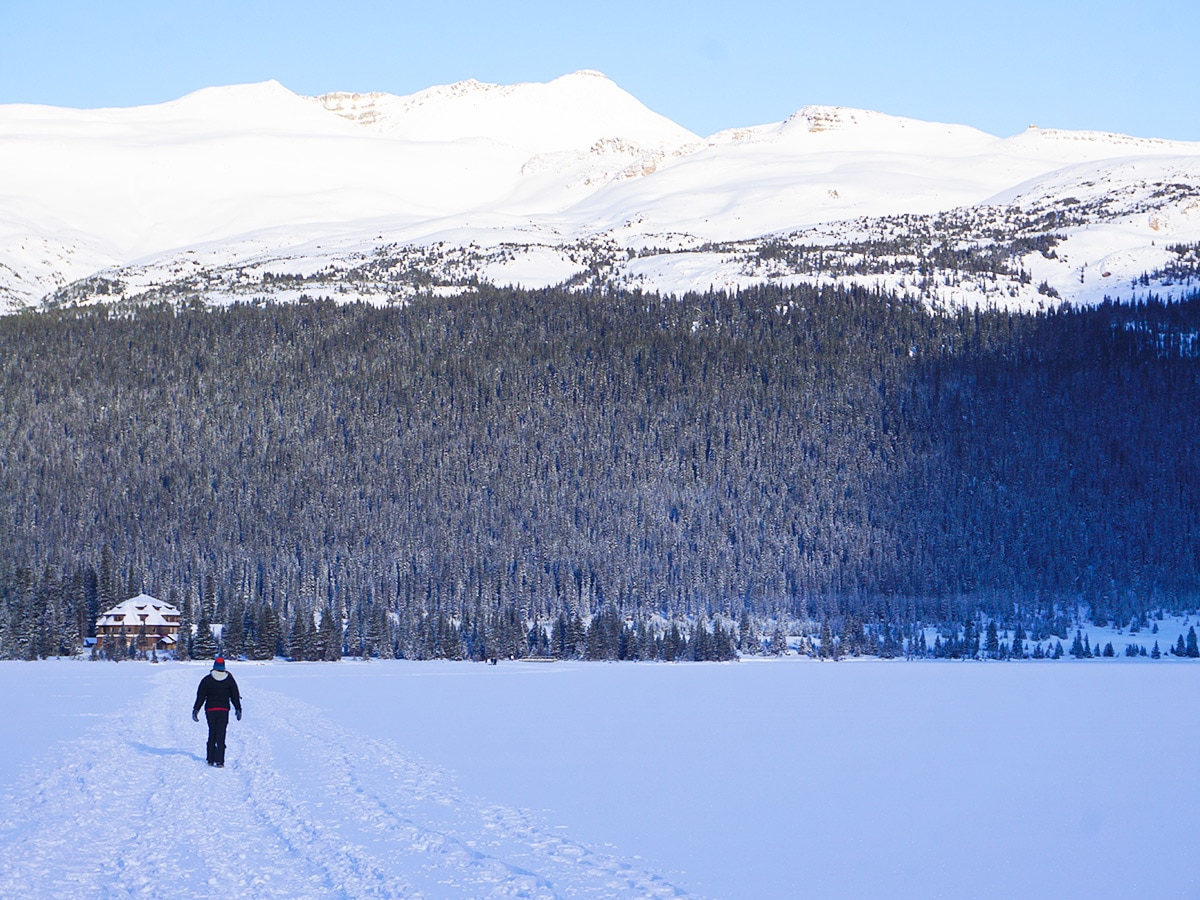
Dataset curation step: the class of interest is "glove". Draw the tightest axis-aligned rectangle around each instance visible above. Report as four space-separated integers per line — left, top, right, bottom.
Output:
235 708 242 721
192 710 199 722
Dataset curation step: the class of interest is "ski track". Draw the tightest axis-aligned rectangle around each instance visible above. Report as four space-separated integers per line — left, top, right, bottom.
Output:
0 666 690 899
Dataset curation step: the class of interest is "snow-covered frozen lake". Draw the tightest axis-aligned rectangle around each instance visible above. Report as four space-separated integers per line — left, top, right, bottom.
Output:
0 658 1197 898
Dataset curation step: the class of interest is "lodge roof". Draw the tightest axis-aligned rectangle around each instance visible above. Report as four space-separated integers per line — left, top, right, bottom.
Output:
96 594 181 630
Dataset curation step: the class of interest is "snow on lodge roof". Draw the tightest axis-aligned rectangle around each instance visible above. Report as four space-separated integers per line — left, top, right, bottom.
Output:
96 594 181 630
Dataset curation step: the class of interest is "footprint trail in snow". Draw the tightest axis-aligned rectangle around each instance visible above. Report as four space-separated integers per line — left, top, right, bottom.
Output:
0 665 689 899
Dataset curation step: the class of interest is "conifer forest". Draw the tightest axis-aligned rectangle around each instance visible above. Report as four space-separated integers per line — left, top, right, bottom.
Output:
2 285 1198 661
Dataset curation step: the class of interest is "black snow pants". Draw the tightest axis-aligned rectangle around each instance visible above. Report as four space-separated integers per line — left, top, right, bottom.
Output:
205 709 230 765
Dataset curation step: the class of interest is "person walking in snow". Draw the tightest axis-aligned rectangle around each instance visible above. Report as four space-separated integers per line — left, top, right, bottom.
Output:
192 657 242 767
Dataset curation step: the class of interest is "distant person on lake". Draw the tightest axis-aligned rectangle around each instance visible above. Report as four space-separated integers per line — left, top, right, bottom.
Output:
192 657 242 767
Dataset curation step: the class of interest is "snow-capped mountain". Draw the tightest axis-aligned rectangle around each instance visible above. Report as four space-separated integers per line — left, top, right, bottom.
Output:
2 71 1199 313
310 69 696 152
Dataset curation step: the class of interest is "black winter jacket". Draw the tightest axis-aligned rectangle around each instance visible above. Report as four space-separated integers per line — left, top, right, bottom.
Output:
193 671 242 715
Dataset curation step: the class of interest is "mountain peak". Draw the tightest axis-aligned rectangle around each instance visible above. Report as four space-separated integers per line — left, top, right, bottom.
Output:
311 71 697 153
555 68 611 81
165 79 298 112
145 80 355 135
781 105 878 133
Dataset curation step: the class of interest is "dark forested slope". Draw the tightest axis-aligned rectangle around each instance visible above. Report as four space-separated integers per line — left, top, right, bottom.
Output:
2 286 1198 659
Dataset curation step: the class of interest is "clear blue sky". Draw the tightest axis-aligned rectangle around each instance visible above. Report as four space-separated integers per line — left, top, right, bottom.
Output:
1 0 1195 140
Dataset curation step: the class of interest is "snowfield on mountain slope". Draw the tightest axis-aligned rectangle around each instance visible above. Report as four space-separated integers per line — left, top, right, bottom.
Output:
1 658 1199 899
0 72 693 269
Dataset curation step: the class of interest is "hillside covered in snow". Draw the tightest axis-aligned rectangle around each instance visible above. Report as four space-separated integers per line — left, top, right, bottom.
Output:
3 71 1200 313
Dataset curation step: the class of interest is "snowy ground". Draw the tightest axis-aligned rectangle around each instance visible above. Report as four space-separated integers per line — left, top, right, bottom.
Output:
1 658 1198 899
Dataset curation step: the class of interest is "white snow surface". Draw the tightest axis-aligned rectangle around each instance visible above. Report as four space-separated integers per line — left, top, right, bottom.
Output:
3 72 1200 311
2 654 1199 899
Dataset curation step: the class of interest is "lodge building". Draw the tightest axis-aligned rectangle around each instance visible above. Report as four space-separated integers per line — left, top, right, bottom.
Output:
95 594 181 654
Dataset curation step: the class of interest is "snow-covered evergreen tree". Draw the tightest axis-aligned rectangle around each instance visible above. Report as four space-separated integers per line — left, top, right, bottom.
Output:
193 604 218 660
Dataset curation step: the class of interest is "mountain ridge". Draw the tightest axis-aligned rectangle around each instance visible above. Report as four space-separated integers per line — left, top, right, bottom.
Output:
3 72 1200 313
308 69 697 153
